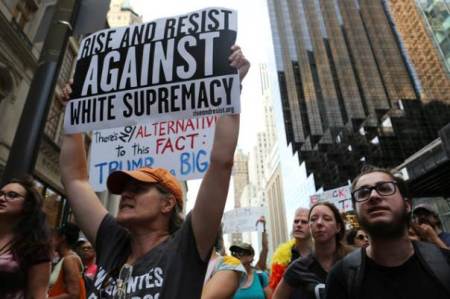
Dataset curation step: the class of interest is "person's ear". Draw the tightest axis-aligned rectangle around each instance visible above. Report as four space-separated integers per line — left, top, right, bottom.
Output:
405 198 412 213
161 195 176 214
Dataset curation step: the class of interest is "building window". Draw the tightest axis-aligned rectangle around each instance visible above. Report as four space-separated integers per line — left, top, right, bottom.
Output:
35 179 64 228
58 46 76 87
0 67 14 102
3 0 17 10
43 187 63 228
44 95 63 141
12 0 39 29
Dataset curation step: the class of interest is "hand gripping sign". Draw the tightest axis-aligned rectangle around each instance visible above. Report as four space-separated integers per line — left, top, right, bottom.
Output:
64 7 239 134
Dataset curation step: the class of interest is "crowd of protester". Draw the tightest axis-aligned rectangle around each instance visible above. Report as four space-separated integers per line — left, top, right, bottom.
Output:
1 46 450 299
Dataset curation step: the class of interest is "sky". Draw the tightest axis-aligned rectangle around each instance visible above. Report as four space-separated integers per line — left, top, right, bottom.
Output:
130 0 273 150
130 0 317 238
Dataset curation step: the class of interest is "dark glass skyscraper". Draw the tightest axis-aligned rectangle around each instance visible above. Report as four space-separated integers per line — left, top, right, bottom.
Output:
268 0 450 189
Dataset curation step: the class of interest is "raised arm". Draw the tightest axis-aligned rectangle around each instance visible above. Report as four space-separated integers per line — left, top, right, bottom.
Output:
201 270 242 299
256 217 269 271
192 45 250 260
59 85 107 244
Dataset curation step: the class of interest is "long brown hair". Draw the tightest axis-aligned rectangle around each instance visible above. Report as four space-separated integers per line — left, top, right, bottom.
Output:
309 202 352 259
5 177 51 265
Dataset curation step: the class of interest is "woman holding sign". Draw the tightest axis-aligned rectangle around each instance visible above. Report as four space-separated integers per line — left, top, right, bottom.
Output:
59 44 249 299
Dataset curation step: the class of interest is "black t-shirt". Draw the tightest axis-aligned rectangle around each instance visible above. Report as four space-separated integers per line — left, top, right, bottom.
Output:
284 254 327 299
326 247 450 299
87 212 208 299
291 247 301 263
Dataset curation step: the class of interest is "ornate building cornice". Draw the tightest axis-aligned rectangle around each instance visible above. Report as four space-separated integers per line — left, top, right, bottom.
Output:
0 11 38 71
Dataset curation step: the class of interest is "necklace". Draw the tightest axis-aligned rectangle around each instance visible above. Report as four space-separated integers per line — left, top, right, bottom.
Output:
0 240 13 255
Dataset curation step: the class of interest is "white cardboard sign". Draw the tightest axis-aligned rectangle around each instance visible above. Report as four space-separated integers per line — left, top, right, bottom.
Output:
309 185 353 212
222 207 266 234
89 116 217 191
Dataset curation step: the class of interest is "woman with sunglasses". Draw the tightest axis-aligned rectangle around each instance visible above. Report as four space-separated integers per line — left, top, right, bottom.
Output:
273 202 352 299
76 239 97 281
346 229 369 248
230 241 271 299
0 177 52 299
202 228 247 299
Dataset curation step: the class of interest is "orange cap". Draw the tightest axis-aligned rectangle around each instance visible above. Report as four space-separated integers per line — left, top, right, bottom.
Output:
107 167 183 209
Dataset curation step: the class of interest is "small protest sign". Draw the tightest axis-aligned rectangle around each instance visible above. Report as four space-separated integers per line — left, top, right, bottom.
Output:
64 7 239 133
89 115 217 191
309 185 353 213
222 207 266 234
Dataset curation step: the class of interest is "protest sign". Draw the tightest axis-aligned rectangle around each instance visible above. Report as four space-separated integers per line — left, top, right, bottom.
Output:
89 115 217 191
223 207 266 234
64 7 239 133
309 185 353 213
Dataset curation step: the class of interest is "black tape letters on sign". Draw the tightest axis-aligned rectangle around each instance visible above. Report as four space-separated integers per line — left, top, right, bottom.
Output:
64 8 239 134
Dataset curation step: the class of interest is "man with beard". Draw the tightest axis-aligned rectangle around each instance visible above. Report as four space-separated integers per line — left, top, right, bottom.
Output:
325 167 450 299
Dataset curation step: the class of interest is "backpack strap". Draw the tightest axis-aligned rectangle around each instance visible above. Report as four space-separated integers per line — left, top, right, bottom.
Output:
254 269 268 289
256 271 264 287
414 241 450 296
341 248 364 299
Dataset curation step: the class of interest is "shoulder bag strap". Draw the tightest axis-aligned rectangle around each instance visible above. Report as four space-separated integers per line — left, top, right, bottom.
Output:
342 248 363 299
414 241 450 296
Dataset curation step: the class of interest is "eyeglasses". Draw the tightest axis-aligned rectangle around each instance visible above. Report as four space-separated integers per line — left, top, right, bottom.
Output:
355 234 368 240
352 181 397 202
114 264 133 299
0 190 25 201
232 251 253 258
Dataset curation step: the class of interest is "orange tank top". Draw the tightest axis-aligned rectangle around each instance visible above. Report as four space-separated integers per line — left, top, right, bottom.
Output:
48 255 86 299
